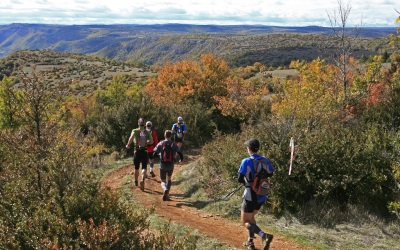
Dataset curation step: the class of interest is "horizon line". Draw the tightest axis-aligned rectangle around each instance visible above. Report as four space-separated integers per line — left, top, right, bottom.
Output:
0 22 397 28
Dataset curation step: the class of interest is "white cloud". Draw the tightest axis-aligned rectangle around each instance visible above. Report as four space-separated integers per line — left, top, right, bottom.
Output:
0 0 397 26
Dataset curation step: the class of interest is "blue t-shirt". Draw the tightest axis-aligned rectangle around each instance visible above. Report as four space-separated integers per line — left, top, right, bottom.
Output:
238 154 275 203
171 123 187 138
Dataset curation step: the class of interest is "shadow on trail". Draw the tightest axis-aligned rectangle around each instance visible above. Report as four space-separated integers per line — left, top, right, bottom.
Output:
168 202 193 208
146 177 161 184
169 192 213 210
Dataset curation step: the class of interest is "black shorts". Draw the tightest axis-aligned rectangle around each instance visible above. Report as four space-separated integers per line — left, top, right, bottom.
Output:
174 134 184 143
175 138 183 143
241 199 264 213
160 163 174 180
133 149 148 170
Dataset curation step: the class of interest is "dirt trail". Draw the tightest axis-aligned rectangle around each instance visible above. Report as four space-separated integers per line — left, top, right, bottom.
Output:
102 155 312 250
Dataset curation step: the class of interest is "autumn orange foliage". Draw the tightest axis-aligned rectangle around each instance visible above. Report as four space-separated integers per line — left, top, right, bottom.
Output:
144 54 230 108
366 82 385 106
214 77 269 120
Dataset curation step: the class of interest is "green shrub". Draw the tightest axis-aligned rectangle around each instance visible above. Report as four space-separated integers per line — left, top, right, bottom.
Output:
93 96 231 152
197 118 399 224
197 131 246 200
0 138 195 249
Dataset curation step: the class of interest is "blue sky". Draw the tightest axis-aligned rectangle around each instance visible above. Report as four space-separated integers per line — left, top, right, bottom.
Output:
0 0 398 27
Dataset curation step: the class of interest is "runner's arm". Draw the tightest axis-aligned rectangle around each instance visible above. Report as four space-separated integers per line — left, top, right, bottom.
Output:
237 158 249 184
183 124 187 135
171 124 176 133
153 143 160 157
265 158 275 177
237 173 246 184
126 132 135 148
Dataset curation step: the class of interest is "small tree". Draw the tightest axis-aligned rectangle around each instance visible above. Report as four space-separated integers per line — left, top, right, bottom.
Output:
2 67 70 195
327 0 361 101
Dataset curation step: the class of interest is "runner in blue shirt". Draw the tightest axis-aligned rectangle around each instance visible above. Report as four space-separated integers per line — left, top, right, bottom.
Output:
238 138 274 250
171 116 187 149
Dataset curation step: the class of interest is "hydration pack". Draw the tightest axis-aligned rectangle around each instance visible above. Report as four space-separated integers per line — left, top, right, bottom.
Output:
251 158 273 195
161 141 174 163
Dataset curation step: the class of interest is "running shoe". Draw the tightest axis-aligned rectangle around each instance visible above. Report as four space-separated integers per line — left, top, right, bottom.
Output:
243 241 255 250
261 233 273 250
139 180 145 191
162 189 169 201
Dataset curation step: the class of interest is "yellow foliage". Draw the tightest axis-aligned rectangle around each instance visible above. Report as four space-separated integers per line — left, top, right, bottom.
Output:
352 56 382 94
67 95 96 122
85 143 106 158
273 59 343 128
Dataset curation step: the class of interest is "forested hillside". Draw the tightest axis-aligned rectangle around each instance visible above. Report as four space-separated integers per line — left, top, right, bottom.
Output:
0 23 396 67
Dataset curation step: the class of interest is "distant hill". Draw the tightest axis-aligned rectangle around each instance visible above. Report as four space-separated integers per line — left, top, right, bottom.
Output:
0 23 396 67
0 50 155 97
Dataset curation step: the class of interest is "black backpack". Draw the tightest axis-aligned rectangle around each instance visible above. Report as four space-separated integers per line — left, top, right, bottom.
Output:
161 141 174 163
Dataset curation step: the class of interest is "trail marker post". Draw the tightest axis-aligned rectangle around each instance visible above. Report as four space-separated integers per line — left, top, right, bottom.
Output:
289 137 294 175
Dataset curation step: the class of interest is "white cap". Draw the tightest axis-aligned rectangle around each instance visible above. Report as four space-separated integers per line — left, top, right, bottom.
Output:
146 121 152 126
177 116 183 121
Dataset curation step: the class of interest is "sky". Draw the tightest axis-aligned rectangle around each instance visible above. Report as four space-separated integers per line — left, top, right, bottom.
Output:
0 0 398 27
